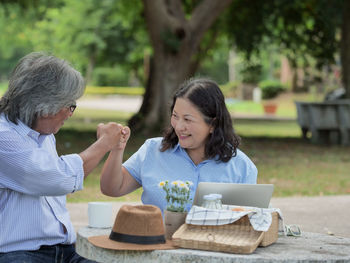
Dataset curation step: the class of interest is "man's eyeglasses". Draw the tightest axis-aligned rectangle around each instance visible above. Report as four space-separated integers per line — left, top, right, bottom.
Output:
69 105 77 113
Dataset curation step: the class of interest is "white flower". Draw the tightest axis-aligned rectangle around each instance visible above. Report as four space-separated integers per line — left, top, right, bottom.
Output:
158 181 165 188
183 185 190 191
185 181 193 187
178 181 186 188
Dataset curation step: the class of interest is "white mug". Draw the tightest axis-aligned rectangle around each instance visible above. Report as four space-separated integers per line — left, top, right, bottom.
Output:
88 202 113 228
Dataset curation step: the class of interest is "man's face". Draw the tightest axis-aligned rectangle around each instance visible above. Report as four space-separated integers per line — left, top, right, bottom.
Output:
33 107 74 134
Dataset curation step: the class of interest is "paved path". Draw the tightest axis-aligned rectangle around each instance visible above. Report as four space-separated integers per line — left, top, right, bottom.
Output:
67 195 350 238
78 95 142 112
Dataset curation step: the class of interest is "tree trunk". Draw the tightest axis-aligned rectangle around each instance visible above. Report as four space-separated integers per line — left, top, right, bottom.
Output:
341 0 350 98
128 0 232 135
85 53 96 85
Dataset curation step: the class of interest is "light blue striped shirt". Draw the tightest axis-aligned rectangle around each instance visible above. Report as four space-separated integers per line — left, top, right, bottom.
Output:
0 114 84 253
123 137 257 212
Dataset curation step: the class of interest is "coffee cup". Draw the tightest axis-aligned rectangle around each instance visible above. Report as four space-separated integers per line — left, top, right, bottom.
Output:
88 202 113 228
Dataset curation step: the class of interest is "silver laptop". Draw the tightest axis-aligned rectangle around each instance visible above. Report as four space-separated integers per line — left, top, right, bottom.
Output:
193 182 274 208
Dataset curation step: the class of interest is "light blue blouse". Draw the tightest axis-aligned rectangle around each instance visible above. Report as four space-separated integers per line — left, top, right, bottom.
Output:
123 137 257 212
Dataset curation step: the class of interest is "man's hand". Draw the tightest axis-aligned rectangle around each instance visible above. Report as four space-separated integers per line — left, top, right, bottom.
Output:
96 122 124 151
79 122 130 177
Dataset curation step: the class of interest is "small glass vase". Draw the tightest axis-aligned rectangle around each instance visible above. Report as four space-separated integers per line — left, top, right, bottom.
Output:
164 210 187 240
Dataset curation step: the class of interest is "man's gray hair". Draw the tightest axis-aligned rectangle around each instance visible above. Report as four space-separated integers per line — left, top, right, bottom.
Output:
0 52 85 127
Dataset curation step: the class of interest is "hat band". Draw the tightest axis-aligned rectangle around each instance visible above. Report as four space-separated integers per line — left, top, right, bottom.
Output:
109 231 166 245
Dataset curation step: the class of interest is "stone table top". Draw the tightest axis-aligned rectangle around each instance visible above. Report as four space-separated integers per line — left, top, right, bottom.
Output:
76 227 350 263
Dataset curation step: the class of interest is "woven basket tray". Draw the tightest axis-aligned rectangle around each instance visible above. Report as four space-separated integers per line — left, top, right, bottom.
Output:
172 212 278 254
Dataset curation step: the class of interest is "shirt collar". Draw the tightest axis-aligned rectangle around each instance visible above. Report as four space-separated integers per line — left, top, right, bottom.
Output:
171 142 212 165
170 142 181 153
5 115 47 145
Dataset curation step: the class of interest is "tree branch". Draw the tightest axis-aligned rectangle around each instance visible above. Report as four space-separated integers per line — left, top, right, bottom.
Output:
189 28 220 76
189 0 233 46
143 0 187 46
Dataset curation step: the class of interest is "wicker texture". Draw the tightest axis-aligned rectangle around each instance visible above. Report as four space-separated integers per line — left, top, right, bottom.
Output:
172 212 278 254
260 212 278 247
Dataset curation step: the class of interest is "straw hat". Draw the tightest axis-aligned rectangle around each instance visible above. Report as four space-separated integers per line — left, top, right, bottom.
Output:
88 204 175 250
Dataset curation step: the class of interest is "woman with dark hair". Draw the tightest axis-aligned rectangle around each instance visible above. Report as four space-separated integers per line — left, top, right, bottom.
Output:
100 78 257 212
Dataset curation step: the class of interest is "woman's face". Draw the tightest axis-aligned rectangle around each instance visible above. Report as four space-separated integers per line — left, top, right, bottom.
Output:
171 97 213 162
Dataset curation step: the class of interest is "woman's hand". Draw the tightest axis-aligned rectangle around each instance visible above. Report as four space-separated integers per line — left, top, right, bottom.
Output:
115 126 131 151
96 122 131 152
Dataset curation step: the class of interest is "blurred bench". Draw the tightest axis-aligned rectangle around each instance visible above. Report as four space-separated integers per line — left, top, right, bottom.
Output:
295 100 350 145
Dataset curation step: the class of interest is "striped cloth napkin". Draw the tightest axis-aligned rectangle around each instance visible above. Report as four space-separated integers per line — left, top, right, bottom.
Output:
186 205 285 234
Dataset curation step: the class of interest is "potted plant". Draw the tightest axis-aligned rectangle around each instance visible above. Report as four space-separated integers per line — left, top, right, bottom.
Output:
239 63 262 100
259 80 286 115
159 180 193 239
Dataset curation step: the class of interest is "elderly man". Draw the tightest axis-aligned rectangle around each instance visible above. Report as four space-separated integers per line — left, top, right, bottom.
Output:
0 52 129 262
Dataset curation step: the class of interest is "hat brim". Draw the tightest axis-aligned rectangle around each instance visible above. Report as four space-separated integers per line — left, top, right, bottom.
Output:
88 235 176 251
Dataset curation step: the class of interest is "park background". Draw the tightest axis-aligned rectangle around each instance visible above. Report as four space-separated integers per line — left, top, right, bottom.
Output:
0 0 349 204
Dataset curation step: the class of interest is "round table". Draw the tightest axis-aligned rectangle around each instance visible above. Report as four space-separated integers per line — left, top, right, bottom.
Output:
76 227 350 263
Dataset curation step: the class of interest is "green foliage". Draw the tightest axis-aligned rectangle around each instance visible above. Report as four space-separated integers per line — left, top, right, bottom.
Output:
1 0 345 105
196 42 230 84
240 63 262 84
225 0 343 69
259 80 287 99
220 82 239 98
0 82 8 96
0 3 37 79
92 67 129 86
31 0 148 83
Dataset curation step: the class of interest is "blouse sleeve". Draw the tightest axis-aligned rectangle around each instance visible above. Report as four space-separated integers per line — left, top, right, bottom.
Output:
123 139 151 185
235 149 258 184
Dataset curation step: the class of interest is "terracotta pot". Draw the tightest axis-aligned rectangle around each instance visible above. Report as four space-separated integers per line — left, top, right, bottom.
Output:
263 103 278 115
164 210 187 240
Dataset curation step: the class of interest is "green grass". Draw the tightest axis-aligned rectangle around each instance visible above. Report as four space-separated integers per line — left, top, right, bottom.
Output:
241 137 350 197
226 91 321 118
55 108 350 203
234 119 300 137
227 100 297 118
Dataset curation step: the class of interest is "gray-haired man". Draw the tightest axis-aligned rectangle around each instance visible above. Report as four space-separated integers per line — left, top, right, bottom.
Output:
0 52 129 262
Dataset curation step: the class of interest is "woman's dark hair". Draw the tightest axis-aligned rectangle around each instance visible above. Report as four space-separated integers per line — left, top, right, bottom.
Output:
161 78 240 162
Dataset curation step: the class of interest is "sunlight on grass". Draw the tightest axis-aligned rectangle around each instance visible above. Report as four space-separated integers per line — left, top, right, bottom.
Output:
226 99 297 118
234 119 301 137
226 91 325 118
85 86 144 96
